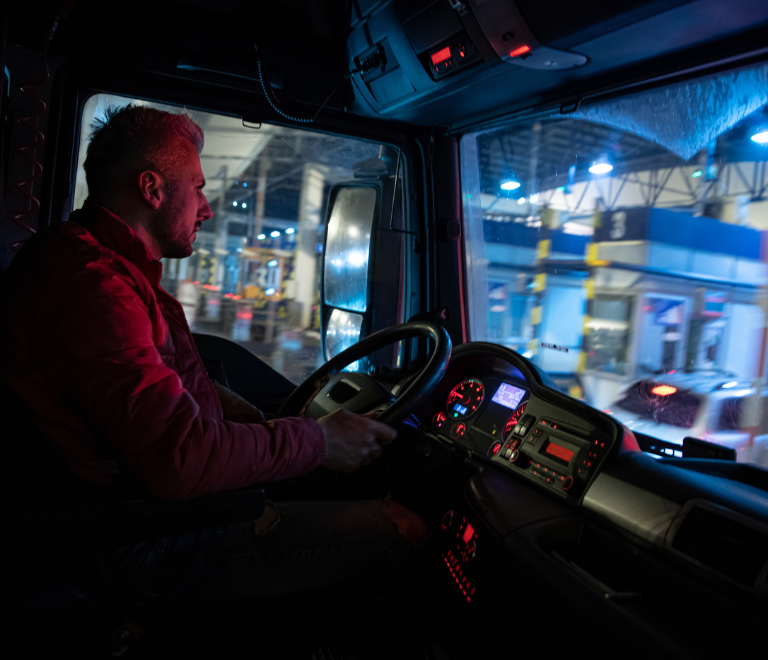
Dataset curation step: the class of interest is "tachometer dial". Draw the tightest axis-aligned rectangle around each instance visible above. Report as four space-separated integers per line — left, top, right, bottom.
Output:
446 379 485 418
503 401 528 436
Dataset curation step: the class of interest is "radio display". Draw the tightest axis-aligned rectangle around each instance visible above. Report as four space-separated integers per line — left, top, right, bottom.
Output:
492 382 526 410
430 46 452 66
545 441 576 464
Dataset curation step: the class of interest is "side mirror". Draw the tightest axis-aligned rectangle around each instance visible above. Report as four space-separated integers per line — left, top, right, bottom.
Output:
321 185 379 362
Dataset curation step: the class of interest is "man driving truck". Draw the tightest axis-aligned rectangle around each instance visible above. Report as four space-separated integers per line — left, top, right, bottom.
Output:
0 105 426 617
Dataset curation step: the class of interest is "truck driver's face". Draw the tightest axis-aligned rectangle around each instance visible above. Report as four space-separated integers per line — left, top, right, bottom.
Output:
152 139 213 259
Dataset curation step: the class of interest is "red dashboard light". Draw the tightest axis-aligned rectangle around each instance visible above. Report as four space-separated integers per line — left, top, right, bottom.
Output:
431 46 452 66
509 45 531 58
651 385 677 396
462 523 475 545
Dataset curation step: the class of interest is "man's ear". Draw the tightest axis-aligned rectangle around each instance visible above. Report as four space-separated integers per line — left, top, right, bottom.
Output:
137 170 165 210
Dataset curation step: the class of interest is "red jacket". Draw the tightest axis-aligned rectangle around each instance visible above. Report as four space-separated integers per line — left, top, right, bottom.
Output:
0 202 325 500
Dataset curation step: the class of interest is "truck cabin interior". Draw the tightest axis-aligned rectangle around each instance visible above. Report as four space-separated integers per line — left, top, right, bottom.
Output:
2 1 768 658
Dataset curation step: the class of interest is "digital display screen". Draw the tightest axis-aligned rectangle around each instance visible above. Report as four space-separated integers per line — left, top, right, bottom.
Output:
545 441 575 464
430 46 452 65
492 382 526 410
453 403 468 415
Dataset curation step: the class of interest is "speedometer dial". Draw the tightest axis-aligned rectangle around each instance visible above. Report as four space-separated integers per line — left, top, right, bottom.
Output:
446 379 485 419
503 401 528 436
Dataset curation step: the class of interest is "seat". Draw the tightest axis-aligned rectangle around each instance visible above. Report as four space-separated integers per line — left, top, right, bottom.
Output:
4 383 266 657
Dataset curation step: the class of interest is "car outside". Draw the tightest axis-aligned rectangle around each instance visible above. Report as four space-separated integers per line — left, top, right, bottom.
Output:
608 372 767 466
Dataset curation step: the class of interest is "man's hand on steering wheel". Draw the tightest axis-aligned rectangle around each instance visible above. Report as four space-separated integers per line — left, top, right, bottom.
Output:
318 408 397 472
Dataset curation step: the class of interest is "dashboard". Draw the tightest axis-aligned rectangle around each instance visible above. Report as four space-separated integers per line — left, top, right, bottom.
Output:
417 342 618 503
408 341 768 658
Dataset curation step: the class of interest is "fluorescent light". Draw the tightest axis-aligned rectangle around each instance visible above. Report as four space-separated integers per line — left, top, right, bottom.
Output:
257 234 266 240
518 197 526 205
270 230 280 238
500 180 521 191
589 162 613 175
530 194 539 203
751 130 768 144
285 228 295 234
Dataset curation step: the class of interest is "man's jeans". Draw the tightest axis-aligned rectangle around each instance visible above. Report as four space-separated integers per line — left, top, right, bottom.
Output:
107 499 414 610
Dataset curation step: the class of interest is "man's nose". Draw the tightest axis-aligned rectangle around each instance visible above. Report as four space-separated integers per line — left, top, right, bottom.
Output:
201 195 213 221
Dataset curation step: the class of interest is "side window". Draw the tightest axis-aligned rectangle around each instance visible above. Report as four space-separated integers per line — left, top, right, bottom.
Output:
74 94 397 384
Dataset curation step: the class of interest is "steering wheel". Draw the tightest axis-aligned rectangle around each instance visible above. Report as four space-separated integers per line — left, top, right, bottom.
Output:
277 321 451 425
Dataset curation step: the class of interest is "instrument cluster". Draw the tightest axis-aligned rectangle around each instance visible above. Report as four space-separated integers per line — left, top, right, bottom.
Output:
431 377 529 444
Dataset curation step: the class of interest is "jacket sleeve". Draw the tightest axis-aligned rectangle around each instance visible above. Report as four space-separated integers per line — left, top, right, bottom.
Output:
33 249 326 500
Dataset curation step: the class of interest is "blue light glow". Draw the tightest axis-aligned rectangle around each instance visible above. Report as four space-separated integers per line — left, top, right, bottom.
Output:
270 230 280 238
267 260 278 267
265 288 276 296
243 182 248 187
285 228 295 234
500 180 521 191
752 130 768 144
692 170 703 178
257 234 266 240
589 162 613 175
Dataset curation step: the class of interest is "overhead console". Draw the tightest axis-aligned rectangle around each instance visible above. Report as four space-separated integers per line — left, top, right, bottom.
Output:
346 0 768 124
348 0 588 112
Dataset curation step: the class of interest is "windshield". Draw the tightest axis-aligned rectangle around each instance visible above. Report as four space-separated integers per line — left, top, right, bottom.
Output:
461 63 768 466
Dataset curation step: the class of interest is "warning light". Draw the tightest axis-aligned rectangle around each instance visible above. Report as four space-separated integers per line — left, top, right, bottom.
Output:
509 45 531 58
651 385 677 396
430 46 452 66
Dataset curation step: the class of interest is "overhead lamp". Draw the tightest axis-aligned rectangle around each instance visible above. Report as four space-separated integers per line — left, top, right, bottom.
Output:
257 233 266 240
270 230 280 238
241 203 247 208
285 228 295 234
232 201 237 206
500 180 521 191
751 130 768 144
589 162 613 175
517 197 526 205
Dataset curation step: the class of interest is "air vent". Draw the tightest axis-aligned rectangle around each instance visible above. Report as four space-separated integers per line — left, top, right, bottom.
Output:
672 505 768 588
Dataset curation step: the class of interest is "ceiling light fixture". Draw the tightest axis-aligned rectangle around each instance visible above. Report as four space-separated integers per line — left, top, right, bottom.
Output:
500 180 521 191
